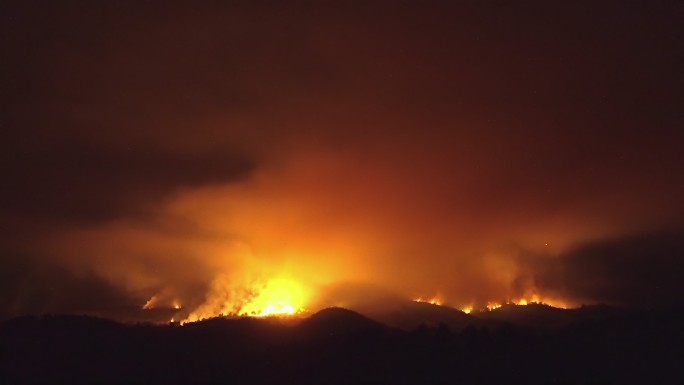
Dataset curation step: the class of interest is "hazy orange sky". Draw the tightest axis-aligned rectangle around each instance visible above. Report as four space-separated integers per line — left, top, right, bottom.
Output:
1 1 683 320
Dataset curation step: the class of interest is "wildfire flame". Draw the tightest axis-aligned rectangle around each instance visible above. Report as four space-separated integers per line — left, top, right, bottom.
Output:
413 296 442 305
142 295 183 310
505 294 568 309
178 279 570 324
183 276 310 323
414 292 569 314
142 295 158 310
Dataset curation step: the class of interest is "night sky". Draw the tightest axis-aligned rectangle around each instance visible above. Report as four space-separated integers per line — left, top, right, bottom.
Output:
1 1 683 321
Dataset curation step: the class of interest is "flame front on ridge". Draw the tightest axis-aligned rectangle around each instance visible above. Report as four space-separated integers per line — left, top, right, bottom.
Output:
183 276 310 323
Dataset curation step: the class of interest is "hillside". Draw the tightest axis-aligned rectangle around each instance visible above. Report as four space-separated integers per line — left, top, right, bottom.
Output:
0 306 680 384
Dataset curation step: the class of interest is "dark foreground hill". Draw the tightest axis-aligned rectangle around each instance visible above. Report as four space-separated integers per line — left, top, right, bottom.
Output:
0 306 681 384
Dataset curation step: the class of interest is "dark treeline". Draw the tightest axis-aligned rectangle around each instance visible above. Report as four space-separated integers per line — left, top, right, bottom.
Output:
0 307 681 384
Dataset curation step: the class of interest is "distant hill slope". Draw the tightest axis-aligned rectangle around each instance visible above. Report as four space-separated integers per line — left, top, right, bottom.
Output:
361 300 494 331
356 300 640 331
472 303 573 329
473 303 633 329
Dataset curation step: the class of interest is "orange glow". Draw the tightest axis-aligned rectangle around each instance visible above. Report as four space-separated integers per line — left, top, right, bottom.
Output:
505 295 569 309
7 0 678 332
412 293 572 313
142 295 158 310
414 296 442 305
454 294 571 313
184 276 310 323
240 278 305 317
537 298 568 309
142 295 183 310
43 147 589 325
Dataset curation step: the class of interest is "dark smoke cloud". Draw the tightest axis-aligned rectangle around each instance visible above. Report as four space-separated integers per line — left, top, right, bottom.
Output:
0 252 138 319
536 230 684 308
1 143 254 222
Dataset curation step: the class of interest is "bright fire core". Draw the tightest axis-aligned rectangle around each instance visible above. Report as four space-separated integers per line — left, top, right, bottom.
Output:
239 279 307 317
176 276 570 323
182 277 309 323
